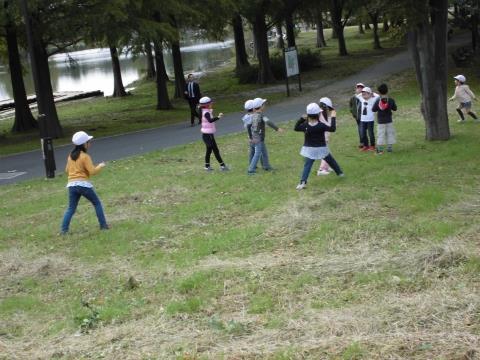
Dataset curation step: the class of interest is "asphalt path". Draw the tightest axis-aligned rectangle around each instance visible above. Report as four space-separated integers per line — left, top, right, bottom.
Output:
0 35 467 185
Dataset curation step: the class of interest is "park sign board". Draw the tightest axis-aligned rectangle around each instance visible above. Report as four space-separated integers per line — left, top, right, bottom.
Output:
283 46 301 96
285 47 299 77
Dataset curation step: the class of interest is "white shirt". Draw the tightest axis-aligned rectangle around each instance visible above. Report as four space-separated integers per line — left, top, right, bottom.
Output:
357 94 379 122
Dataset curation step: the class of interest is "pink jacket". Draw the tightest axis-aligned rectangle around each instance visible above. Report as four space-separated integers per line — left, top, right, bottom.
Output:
201 108 216 134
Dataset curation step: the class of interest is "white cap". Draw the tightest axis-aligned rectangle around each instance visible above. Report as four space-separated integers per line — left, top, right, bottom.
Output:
199 96 212 104
244 99 254 111
306 103 321 115
319 97 333 109
361 86 372 94
454 75 466 83
356 82 365 88
252 97 267 109
72 131 93 146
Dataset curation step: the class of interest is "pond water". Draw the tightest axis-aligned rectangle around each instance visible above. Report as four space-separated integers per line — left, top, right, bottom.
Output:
0 40 234 101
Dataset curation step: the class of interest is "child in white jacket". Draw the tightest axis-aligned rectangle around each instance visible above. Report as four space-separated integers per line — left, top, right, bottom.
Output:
450 74 477 122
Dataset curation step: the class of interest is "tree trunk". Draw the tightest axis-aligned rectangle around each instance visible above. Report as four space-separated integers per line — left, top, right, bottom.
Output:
370 12 382 49
358 21 365 34
232 13 250 73
316 10 327 47
109 46 127 97
153 41 172 110
5 17 37 132
471 10 478 52
383 16 389 32
171 40 186 99
330 0 348 55
145 41 156 80
407 0 449 140
276 23 284 49
21 1 62 138
285 13 296 47
365 22 371 30
252 12 275 84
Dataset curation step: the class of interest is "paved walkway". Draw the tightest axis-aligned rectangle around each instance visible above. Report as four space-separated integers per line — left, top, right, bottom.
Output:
0 35 468 185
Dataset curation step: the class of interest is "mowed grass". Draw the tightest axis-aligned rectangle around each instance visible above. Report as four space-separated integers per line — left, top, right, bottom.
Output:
0 25 400 156
1 71 480 359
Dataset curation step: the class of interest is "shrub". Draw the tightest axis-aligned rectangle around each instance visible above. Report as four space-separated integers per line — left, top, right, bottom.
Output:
236 48 322 84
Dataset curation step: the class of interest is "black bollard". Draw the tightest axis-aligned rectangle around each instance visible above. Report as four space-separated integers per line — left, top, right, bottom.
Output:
38 114 56 178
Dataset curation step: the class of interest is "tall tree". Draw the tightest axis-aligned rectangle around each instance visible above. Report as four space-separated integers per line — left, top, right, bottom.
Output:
2 0 37 132
232 13 251 74
20 0 63 138
329 0 352 55
239 0 276 83
315 9 327 47
144 41 156 80
169 18 186 99
109 45 127 97
153 41 172 110
407 0 450 140
363 0 384 49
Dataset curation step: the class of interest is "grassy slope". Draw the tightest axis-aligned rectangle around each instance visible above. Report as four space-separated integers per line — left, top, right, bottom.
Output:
1 69 480 359
0 26 400 156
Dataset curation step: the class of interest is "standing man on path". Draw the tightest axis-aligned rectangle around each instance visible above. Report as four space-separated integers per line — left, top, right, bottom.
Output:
184 74 202 126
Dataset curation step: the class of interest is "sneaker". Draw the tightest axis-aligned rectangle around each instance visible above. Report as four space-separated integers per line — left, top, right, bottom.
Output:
317 169 330 176
360 146 369 152
101 224 110 230
376 150 384 155
338 173 345 177
457 119 465 123
358 144 364 149
204 166 213 172
387 147 393 153
368 146 376 151
263 167 275 171
296 182 307 190
247 171 256 176
220 165 230 172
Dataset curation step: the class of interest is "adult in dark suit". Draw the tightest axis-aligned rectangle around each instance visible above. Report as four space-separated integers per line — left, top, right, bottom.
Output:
184 74 202 126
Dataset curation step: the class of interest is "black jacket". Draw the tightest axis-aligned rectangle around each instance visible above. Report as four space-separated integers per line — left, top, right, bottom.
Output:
372 97 397 124
294 117 336 147
184 81 201 100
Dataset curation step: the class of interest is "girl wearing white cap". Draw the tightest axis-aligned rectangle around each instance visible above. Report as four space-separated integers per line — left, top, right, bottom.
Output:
60 131 108 234
357 86 379 151
294 102 344 190
317 97 335 176
199 96 229 171
242 99 263 167
449 75 477 122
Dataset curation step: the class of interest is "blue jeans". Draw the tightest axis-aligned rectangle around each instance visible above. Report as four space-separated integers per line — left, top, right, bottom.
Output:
360 121 375 146
300 154 343 183
61 186 108 233
248 141 271 173
249 143 264 167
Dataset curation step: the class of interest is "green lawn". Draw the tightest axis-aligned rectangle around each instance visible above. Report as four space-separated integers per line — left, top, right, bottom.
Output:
0 25 401 156
1 69 480 358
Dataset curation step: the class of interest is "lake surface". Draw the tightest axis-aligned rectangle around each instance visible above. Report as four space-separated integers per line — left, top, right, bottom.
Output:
0 40 234 101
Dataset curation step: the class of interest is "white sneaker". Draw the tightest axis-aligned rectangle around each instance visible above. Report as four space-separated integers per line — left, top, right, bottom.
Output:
457 119 465 123
296 182 307 190
220 165 230 172
317 169 330 176
204 166 213 172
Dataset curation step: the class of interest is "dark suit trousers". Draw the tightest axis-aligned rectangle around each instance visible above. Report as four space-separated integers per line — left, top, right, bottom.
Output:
188 98 200 124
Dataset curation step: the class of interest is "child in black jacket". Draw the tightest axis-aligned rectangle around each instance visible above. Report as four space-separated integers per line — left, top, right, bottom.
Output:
294 101 344 190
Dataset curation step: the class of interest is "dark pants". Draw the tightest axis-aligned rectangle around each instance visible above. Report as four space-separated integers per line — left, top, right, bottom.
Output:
356 119 363 145
301 154 343 183
360 121 375 147
61 186 108 233
188 98 200 125
202 134 224 167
